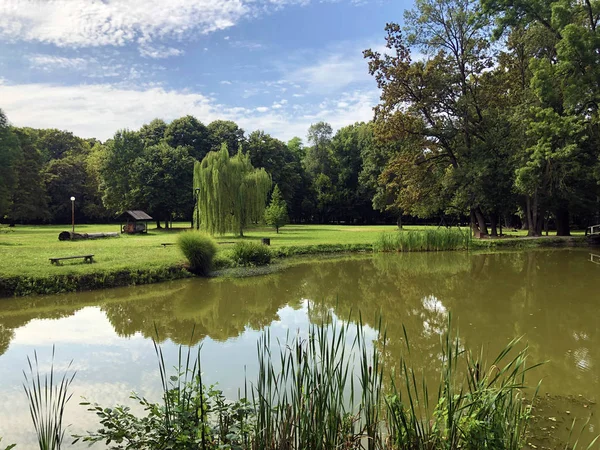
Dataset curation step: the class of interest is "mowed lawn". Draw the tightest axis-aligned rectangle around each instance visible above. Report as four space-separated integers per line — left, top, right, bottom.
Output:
0 223 583 278
0 223 401 277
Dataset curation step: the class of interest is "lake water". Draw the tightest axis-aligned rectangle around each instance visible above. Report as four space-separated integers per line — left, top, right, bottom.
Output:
0 249 599 448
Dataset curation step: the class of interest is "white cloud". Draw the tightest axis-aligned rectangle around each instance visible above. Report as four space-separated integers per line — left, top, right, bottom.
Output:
0 0 250 50
0 81 377 141
288 53 371 93
220 80 233 85
27 54 93 71
139 45 184 59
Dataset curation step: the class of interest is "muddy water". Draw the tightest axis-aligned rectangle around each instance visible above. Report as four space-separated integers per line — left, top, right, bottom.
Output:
0 249 598 448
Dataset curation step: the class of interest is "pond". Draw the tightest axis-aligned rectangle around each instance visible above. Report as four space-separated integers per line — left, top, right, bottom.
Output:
0 248 599 448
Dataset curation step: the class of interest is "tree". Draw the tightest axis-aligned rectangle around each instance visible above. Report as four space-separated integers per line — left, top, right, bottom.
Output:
43 156 90 223
193 144 271 236
364 0 506 236
37 129 89 161
165 115 210 161
207 120 245 155
139 119 167 147
131 143 195 228
304 122 334 176
7 128 49 224
99 129 145 214
264 185 288 233
0 109 21 219
246 130 303 214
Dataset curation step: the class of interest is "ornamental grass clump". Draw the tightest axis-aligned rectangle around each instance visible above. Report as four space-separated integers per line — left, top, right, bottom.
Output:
231 241 272 266
177 231 218 275
374 228 470 252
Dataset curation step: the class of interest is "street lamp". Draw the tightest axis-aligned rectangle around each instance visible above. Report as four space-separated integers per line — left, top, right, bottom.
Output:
194 188 201 230
70 196 75 233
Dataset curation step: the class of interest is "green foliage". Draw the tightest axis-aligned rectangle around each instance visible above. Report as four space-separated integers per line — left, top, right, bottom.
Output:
264 185 288 233
177 231 218 275
164 115 210 161
0 109 21 218
207 120 245 155
231 241 272 266
23 347 76 450
194 144 271 236
373 228 471 252
74 316 540 450
75 343 253 449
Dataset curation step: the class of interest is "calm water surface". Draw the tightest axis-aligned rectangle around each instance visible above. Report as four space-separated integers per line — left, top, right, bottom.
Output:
0 249 599 448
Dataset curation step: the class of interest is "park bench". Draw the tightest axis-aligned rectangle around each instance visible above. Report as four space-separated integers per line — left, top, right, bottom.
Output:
160 243 175 247
49 254 94 265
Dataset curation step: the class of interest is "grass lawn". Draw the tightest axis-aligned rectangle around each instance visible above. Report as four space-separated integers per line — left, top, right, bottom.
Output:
0 222 585 278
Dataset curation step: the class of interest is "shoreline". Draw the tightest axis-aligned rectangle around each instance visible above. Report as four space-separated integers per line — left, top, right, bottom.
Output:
0 236 590 298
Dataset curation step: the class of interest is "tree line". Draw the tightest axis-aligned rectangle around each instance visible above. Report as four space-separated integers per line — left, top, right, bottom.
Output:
1 0 600 235
0 112 388 228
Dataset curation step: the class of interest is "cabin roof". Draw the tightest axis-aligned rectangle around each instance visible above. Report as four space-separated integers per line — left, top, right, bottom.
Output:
118 210 153 221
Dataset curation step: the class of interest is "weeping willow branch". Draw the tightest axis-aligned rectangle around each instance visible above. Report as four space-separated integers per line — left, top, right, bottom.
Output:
194 143 271 236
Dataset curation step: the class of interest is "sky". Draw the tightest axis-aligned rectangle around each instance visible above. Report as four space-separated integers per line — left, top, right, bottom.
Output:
0 0 413 143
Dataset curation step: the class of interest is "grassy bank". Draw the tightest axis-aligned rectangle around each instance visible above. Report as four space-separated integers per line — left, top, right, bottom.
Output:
0 223 588 297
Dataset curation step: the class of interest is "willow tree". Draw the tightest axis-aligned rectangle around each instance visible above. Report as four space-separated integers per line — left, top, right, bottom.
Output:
193 143 271 236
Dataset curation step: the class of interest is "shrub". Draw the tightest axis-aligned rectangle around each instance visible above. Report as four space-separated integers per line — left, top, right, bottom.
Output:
177 231 218 275
231 241 272 266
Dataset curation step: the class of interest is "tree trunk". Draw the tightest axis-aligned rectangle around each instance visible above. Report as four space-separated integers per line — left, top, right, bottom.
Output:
526 194 540 236
164 219 169 229
156 220 162 229
470 209 478 237
474 207 488 237
490 213 498 237
555 206 571 236
397 215 403 230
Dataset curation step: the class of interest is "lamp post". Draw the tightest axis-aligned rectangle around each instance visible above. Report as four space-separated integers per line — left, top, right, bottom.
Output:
194 188 201 230
70 196 75 233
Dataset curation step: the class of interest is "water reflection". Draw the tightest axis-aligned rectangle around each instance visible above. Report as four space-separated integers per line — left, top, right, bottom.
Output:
0 249 598 447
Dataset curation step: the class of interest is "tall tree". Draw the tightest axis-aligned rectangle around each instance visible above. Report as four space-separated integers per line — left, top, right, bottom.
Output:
99 129 145 214
365 0 503 236
139 119 167 147
7 128 49 224
207 120 245 155
165 115 210 161
131 143 195 228
0 109 21 219
37 129 89 161
193 144 271 236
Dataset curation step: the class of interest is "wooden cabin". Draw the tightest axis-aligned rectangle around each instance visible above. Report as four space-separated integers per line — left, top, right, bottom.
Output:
118 210 153 234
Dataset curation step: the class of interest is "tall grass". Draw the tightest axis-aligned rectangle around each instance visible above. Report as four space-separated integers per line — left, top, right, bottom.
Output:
77 314 548 450
253 315 384 450
373 228 470 252
177 231 218 275
22 347 76 450
231 241 272 266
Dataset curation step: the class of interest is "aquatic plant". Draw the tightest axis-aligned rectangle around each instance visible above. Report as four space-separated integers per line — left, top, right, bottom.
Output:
75 313 550 450
373 228 470 252
22 347 76 450
177 231 218 275
0 437 16 450
231 241 272 266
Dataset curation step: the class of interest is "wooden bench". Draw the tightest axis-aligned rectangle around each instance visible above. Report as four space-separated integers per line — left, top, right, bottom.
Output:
160 243 175 248
50 254 94 265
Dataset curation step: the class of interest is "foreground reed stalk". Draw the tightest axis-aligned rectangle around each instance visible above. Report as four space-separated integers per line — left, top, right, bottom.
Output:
22 347 76 450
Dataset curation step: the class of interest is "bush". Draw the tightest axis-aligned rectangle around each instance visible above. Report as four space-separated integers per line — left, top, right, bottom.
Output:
177 231 218 275
231 241 272 267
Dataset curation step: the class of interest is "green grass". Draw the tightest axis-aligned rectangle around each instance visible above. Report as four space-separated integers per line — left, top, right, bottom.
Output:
0 223 588 296
374 228 471 252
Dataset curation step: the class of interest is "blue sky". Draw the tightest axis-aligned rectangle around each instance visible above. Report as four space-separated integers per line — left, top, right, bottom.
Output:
0 0 413 142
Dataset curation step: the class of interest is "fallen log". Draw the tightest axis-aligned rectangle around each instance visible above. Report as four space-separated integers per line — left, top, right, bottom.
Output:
59 231 119 241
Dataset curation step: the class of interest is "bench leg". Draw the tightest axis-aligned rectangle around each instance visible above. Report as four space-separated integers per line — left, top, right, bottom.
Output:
85 257 93 264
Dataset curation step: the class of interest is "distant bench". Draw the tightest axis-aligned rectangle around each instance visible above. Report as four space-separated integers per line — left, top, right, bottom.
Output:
50 254 94 265
160 243 175 248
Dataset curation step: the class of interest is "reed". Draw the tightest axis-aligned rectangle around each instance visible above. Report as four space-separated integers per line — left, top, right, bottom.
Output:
22 346 76 450
373 228 471 253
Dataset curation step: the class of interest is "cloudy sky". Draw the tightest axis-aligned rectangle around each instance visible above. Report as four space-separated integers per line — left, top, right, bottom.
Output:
0 0 412 142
